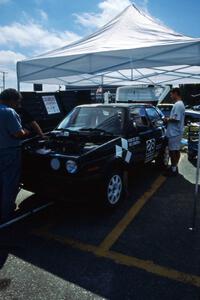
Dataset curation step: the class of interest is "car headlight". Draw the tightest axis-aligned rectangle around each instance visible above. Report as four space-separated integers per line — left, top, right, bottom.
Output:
66 160 78 174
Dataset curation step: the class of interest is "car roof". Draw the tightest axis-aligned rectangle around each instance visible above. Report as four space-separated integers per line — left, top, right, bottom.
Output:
76 103 153 109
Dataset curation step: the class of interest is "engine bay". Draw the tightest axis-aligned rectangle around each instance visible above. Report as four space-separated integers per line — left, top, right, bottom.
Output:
23 130 112 156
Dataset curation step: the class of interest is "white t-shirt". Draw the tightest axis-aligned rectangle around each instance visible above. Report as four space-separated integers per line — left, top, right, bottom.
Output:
166 100 185 138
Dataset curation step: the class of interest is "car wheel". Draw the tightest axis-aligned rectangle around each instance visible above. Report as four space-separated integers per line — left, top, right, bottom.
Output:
103 171 125 208
155 145 170 169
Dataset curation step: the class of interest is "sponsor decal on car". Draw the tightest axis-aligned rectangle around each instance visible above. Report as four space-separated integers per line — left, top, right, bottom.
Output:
128 137 141 147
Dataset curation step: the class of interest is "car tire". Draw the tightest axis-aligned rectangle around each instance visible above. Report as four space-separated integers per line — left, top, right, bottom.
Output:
102 170 125 209
155 145 170 169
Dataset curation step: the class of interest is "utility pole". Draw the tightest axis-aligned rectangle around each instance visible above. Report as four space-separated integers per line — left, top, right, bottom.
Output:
2 71 5 90
0 71 7 91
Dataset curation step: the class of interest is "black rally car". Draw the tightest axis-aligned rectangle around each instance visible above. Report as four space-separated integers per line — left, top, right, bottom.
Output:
22 103 168 207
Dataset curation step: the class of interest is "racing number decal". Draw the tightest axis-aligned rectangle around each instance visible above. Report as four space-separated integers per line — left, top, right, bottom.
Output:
145 138 156 162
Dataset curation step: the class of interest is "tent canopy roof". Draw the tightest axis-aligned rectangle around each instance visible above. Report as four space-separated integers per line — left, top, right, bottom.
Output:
17 4 200 86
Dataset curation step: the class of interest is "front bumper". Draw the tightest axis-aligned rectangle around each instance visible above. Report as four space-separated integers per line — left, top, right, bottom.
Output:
21 153 103 198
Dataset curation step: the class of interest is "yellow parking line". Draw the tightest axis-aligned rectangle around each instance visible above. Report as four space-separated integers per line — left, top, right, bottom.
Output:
33 174 200 288
35 230 98 253
105 251 200 288
36 228 200 288
97 175 166 253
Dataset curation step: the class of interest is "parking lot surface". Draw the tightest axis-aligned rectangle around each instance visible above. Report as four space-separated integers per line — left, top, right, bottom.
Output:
1 154 200 299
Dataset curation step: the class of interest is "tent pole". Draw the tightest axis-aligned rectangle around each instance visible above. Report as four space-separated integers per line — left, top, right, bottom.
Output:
130 57 134 81
101 75 104 103
189 124 200 231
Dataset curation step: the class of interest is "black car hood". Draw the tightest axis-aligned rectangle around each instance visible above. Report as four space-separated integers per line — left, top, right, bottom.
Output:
23 130 118 158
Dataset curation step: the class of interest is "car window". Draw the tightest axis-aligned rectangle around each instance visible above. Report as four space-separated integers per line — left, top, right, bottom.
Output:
57 106 125 135
129 107 150 128
155 107 165 118
146 107 163 127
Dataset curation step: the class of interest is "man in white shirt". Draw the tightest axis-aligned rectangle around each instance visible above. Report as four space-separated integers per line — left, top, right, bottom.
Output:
166 88 185 176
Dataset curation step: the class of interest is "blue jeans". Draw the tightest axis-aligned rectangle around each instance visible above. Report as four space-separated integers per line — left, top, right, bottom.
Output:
0 148 21 222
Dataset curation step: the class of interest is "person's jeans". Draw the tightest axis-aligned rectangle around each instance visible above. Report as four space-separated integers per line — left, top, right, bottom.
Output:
0 148 21 222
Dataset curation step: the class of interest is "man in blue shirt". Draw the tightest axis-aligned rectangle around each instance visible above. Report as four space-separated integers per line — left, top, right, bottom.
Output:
0 89 29 222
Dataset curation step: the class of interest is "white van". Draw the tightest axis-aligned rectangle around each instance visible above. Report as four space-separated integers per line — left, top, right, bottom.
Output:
115 85 170 105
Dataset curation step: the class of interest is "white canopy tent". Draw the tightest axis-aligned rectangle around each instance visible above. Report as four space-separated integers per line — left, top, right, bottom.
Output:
17 4 200 88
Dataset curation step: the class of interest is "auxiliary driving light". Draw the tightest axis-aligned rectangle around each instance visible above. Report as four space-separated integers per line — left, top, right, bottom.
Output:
66 160 78 174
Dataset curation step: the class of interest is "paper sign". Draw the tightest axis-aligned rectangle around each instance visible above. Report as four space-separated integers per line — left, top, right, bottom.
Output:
42 95 60 115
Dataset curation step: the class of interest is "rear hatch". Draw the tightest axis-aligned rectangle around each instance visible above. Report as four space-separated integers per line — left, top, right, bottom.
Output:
115 85 170 105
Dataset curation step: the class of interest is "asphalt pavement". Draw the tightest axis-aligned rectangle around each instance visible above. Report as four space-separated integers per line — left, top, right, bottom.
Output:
1 154 200 300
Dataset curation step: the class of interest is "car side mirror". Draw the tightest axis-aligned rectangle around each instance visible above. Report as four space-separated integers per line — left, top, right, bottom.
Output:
127 121 138 135
152 119 163 127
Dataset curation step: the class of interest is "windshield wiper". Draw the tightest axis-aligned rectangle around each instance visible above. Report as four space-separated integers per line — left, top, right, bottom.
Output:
56 128 78 133
52 128 80 136
79 128 113 135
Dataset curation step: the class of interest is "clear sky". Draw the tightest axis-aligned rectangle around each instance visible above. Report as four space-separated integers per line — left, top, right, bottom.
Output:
0 0 199 89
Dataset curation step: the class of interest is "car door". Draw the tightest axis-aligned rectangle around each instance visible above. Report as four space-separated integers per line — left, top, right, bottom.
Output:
145 106 165 161
127 106 152 163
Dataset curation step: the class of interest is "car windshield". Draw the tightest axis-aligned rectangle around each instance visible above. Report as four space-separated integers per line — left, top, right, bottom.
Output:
57 106 125 135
